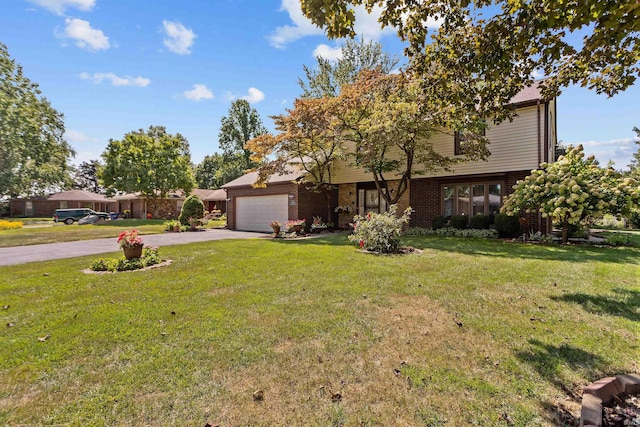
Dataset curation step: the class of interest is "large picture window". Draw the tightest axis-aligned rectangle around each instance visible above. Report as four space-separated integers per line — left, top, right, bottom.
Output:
358 188 388 215
443 182 502 218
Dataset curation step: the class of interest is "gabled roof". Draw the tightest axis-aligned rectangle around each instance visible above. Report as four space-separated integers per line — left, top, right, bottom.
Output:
221 166 304 189
48 190 115 202
113 189 227 201
509 80 546 106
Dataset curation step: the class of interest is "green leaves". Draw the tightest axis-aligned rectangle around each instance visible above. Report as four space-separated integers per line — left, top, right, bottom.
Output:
0 43 74 198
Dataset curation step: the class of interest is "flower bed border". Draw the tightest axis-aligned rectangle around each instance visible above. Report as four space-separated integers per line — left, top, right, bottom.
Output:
580 373 640 426
82 259 173 274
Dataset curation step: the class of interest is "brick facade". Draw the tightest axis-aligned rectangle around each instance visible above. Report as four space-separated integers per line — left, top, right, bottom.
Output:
298 186 338 226
9 199 116 218
410 170 550 233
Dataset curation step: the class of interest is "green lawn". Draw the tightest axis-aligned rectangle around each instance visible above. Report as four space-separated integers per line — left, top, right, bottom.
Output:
1 235 638 426
0 219 223 248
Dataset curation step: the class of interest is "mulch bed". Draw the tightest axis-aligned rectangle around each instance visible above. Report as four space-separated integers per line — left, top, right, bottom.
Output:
82 259 173 274
604 394 640 426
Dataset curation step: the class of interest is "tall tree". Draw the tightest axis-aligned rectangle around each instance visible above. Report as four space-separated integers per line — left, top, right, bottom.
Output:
100 125 195 217
0 42 75 198
299 38 398 98
246 97 344 222
218 99 267 171
299 1 640 114
194 153 247 189
72 160 104 194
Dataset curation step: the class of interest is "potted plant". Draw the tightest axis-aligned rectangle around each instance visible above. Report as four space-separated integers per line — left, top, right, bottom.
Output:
117 229 144 259
270 220 282 235
310 216 328 234
286 218 306 234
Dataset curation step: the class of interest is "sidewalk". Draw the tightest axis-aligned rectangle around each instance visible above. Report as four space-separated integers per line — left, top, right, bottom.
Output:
0 229 268 266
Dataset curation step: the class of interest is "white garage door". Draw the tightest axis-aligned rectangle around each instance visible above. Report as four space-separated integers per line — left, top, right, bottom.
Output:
236 194 289 232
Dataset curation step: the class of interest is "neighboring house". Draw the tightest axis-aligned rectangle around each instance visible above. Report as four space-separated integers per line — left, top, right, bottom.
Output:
224 83 556 233
114 189 227 219
222 167 338 233
9 190 117 218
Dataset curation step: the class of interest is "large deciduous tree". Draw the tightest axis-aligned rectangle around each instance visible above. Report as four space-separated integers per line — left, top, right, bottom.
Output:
0 43 75 198
100 125 195 217
218 99 267 171
72 160 103 194
299 1 640 110
246 97 343 222
194 153 247 189
336 69 489 205
502 145 640 243
299 38 398 98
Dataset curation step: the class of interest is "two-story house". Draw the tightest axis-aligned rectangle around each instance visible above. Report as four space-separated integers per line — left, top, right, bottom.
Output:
223 83 556 233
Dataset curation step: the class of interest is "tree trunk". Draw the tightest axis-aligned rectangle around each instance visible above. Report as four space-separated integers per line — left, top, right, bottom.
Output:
562 222 569 244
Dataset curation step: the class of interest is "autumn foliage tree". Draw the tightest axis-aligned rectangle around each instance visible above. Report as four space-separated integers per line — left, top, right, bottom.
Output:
502 145 640 243
246 97 343 223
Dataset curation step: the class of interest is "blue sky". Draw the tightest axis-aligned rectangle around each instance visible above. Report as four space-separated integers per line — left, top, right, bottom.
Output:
1 0 639 171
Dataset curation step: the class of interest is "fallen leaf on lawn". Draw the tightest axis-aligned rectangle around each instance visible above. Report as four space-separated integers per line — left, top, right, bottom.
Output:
7 322 15 327
43 273 49 277
253 389 264 401
331 392 341 402
38 334 50 342
2 305 9 310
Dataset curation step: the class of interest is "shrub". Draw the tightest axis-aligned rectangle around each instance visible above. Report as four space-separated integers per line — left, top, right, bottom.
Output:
431 215 445 230
0 220 23 230
89 247 161 272
494 214 520 238
605 233 630 246
469 214 491 229
90 258 115 271
627 209 640 228
404 227 498 239
179 195 204 226
349 205 412 253
450 215 468 229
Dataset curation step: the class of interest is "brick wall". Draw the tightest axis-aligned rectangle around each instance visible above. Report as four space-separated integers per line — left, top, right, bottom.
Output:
298 186 338 226
409 170 550 232
337 183 357 228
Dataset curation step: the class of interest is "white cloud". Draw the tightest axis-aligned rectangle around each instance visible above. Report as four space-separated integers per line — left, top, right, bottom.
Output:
225 87 266 103
80 72 150 87
313 44 343 61
61 18 109 51
183 84 214 101
242 87 265 103
571 137 637 170
162 20 196 55
267 1 413 48
64 129 91 144
28 0 95 15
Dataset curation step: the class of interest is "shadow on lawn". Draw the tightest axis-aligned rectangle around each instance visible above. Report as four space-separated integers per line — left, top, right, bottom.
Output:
552 288 640 322
516 339 609 426
404 237 640 264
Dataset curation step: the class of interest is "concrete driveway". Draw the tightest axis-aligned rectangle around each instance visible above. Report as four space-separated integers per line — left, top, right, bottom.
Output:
0 229 269 266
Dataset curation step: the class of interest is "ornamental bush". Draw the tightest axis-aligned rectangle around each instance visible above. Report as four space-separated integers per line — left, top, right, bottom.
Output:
502 145 640 243
469 214 491 229
405 227 498 238
494 213 520 238
431 215 445 230
450 215 468 229
0 220 23 230
178 194 204 226
349 204 412 253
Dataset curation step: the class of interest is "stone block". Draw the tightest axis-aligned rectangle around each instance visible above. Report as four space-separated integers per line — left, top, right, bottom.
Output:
582 377 622 403
580 393 602 427
615 373 640 395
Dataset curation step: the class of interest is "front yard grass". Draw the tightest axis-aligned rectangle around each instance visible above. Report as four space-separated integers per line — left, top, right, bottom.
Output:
0 219 167 248
1 235 638 425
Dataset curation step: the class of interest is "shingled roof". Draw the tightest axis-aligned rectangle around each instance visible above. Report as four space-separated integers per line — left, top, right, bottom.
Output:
48 190 114 202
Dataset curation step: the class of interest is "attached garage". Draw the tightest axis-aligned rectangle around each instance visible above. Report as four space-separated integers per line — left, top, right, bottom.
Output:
236 194 289 232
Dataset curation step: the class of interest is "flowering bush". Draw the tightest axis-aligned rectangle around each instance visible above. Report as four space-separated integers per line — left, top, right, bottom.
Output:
286 219 306 231
0 220 23 230
349 205 412 253
502 145 640 243
117 229 144 248
270 220 282 228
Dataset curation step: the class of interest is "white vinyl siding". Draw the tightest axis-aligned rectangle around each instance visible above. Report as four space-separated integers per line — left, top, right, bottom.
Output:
236 195 288 232
331 105 542 184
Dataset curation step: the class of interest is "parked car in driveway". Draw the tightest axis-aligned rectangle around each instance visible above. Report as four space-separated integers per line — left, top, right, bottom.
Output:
53 208 110 224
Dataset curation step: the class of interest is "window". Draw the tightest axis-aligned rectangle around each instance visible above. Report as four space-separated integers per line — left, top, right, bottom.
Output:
442 182 502 219
454 127 486 156
59 201 68 209
25 201 33 216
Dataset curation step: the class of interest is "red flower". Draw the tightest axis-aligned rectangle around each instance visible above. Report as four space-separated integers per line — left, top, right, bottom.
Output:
359 239 364 248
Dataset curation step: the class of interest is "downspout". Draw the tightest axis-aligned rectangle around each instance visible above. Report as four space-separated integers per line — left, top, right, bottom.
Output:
537 100 542 233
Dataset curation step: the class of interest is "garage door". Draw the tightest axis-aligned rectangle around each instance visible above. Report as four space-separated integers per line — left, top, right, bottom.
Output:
236 194 289 232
